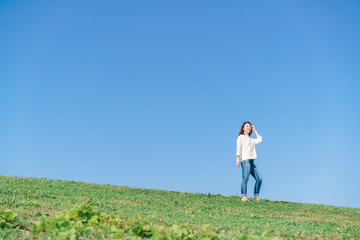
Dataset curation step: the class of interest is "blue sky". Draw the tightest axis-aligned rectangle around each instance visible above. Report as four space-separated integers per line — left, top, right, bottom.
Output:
1 0 359 208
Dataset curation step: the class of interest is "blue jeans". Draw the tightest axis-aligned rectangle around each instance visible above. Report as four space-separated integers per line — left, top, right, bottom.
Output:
241 159 263 196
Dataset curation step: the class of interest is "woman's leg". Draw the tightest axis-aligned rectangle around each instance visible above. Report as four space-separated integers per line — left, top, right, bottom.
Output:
241 160 251 199
250 160 263 198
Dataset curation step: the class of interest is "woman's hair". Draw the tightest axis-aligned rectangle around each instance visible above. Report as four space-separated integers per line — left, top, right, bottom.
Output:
238 121 252 136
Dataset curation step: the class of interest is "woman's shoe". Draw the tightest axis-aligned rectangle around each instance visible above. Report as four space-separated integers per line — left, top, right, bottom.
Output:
242 196 248 202
254 195 260 201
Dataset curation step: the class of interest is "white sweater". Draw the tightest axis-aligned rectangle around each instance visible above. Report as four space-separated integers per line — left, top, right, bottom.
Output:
236 134 263 161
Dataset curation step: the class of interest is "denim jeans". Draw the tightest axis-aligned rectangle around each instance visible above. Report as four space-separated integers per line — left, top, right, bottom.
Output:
241 159 263 196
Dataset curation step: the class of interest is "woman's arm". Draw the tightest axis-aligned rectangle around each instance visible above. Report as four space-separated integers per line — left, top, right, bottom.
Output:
236 136 241 167
252 125 263 144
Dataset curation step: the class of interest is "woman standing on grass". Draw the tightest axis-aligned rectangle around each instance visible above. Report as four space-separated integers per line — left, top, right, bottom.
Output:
236 121 263 201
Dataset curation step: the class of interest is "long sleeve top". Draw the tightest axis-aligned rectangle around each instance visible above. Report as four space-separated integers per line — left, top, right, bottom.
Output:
236 134 262 161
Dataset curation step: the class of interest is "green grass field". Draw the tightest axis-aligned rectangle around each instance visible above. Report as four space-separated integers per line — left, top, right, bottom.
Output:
1 175 359 239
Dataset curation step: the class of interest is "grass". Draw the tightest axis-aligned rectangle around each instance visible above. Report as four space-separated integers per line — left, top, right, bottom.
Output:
0 175 359 239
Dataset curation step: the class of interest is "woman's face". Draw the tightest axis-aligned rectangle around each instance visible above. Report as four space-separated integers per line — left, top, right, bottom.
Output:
243 123 252 134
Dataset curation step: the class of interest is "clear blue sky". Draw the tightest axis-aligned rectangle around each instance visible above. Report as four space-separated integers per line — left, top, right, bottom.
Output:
1 1 359 208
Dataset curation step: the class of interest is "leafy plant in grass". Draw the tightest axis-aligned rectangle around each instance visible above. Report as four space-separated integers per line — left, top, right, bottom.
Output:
30 201 276 239
0 210 18 228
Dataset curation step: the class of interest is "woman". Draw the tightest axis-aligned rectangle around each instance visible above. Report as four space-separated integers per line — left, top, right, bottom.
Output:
236 121 263 201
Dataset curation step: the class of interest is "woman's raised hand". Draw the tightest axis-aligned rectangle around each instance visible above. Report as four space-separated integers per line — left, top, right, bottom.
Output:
251 125 256 131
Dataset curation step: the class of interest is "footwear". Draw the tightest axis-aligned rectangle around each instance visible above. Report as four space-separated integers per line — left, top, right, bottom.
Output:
242 196 248 202
254 195 260 201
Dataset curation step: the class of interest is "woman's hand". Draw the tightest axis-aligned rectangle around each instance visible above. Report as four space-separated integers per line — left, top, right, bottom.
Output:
251 125 256 131
236 159 240 167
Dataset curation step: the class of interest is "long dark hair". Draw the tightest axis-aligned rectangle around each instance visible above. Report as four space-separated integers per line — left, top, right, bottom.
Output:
238 121 252 136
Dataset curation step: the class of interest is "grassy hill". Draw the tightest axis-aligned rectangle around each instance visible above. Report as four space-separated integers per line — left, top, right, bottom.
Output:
0 175 359 239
